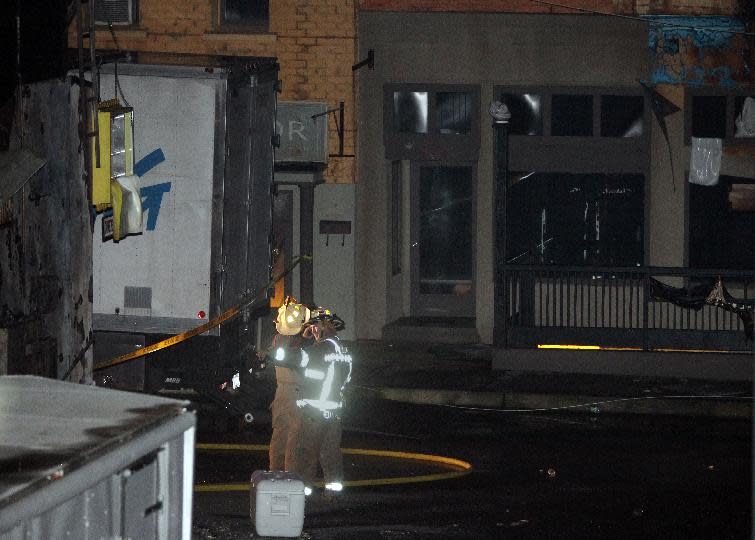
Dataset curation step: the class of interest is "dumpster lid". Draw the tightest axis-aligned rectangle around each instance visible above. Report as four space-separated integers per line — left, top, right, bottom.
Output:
0 375 190 504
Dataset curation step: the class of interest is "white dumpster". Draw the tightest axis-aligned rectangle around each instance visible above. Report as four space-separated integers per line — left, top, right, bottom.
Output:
0 375 196 540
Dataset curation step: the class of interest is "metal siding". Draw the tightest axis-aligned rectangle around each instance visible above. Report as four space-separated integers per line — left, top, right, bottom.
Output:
92 313 204 335
220 71 275 311
123 457 159 539
209 78 228 321
83 477 120 539
93 72 216 326
0 376 194 537
248 75 275 307
220 79 254 310
0 446 183 540
90 61 276 349
313 185 356 340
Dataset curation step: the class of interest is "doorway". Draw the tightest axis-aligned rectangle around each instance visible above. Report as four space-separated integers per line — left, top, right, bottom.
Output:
410 163 476 317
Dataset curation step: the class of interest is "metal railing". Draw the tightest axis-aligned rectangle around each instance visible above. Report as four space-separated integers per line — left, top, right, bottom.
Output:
500 265 754 351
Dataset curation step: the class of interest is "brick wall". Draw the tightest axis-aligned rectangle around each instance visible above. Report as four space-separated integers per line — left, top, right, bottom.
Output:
70 0 358 184
636 0 738 15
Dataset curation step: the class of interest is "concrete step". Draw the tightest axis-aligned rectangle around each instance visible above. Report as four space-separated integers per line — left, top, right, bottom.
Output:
382 317 480 344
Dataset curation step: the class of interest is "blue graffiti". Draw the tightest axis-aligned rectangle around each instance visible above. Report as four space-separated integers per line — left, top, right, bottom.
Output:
645 16 744 50
134 148 166 177
645 16 748 86
140 182 172 231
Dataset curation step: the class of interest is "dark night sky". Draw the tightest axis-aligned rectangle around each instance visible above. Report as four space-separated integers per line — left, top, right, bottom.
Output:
0 2 17 104
0 0 70 104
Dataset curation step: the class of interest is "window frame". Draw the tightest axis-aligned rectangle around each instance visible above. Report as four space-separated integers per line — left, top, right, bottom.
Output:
215 0 270 33
496 85 650 175
684 85 755 146
497 85 649 140
497 85 651 267
383 83 481 162
390 160 402 276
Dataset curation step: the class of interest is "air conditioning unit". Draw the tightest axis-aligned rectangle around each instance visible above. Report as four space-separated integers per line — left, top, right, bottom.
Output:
95 0 134 25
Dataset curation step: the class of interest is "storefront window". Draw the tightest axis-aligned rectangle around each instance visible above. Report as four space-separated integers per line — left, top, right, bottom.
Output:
507 172 644 267
499 93 543 135
552 95 593 136
691 95 727 139
734 96 755 138
393 91 428 133
437 92 471 134
601 95 644 137
689 175 755 270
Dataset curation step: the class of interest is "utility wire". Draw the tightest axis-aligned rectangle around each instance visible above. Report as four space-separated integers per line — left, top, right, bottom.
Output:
440 393 753 413
108 22 131 107
355 385 752 413
529 0 755 39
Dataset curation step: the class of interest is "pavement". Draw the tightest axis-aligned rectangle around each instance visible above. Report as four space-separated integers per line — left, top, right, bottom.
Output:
342 340 754 419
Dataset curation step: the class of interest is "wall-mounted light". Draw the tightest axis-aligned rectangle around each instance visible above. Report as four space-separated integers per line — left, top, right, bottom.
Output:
92 99 142 242
91 99 134 211
489 100 511 123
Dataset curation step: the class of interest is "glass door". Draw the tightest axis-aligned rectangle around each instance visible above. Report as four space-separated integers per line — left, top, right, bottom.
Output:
411 164 476 317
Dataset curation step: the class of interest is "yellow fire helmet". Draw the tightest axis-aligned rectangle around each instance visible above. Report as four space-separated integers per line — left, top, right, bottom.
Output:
275 297 311 336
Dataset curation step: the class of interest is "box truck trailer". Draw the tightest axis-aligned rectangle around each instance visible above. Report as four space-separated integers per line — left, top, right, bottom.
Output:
91 59 279 424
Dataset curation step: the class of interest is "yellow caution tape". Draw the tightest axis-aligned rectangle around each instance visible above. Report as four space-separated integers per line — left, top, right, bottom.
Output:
193 443 472 492
94 255 311 371
196 443 269 451
537 344 746 354
94 306 241 371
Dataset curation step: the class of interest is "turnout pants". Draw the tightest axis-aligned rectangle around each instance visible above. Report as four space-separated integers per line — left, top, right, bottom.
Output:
268 380 302 472
287 412 344 487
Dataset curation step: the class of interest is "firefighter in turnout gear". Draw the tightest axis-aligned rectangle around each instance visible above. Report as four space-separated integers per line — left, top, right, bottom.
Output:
267 300 352 493
266 298 352 494
266 298 313 476
293 312 351 493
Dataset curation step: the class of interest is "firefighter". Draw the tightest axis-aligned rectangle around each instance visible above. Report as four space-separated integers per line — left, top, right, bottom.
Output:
266 298 313 474
268 298 351 493
290 312 351 495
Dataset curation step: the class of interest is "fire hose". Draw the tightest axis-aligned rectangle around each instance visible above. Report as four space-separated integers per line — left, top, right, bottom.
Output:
93 254 311 372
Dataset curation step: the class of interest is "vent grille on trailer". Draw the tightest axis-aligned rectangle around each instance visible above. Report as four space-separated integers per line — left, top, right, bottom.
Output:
95 0 133 25
124 286 152 317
